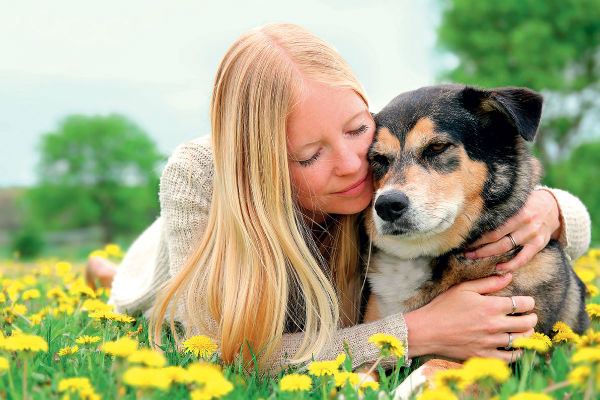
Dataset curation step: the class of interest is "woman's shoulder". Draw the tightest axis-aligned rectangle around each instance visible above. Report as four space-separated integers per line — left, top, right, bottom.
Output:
167 135 213 169
160 135 214 196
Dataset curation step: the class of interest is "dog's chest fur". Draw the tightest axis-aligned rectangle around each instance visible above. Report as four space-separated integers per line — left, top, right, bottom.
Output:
368 252 433 316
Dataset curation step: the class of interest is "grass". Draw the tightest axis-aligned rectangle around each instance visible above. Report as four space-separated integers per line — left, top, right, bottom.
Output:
0 248 599 399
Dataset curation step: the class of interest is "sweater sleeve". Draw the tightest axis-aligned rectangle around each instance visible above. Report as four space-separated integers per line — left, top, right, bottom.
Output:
536 186 591 262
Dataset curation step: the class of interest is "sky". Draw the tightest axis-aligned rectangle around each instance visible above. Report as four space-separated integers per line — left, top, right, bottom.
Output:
0 0 446 187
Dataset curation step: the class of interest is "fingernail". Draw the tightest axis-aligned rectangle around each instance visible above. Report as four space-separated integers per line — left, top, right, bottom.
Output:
496 263 505 271
465 251 476 259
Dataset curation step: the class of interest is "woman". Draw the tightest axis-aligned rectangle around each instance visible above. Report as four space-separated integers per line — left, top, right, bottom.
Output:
93 23 591 372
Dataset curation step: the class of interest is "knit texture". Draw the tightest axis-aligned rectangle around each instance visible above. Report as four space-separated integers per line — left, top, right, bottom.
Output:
109 135 591 371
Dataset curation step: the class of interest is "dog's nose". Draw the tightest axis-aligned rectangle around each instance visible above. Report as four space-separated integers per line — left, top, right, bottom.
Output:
375 191 410 222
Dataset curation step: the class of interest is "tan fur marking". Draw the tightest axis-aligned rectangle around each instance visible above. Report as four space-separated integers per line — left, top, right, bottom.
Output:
363 293 381 323
405 118 436 150
374 127 400 153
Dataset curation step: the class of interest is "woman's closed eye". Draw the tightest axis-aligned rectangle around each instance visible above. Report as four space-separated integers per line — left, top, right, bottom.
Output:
347 124 368 136
297 124 370 167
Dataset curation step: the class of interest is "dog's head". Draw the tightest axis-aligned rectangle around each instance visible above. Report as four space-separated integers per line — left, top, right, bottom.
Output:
366 85 543 258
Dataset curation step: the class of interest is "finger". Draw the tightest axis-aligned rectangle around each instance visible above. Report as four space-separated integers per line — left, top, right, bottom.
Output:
487 349 523 363
465 234 519 259
468 216 522 249
490 329 535 349
501 296 535 315
499 313 538 334
459 273 512 294
496 244 540 272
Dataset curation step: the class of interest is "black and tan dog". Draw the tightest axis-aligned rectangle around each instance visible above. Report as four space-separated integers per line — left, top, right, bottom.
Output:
364 85 589 336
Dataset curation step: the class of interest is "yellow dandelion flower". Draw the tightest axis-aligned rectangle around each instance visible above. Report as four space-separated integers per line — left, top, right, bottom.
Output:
572 346 600 363
7 303 27 316
162 366 189 383
307 360 339 376
76 335 102 345
68 283 96 299
58 345 80 356
513 332 552 353
367 333 405 358
102 337 138 357
463 357 511 383
0 334 48 352
88 250 108 259
95 287 111 297
360 381 379 391
190 379 233 400
186 362 224 383
182 335 218 358
334 353 346 366
22 275 36 286
552 321 580 344
89 310 135 323
81 299 113 313
123 366 172 390
568 365 591 387
508 393 552 400
586 304 600 320
574 267 595 283
29 313 43 326
6 286 20 302
127 349 166 367
587 284 599 297
21 289 41 300
104 244 123 258
333 371 360 387
578 331 600 348
55 261 72 276
0 292 5 303
0 356 8 371
58 377 93 393
417 386 458 400
279 373 312 392
433 368 471 390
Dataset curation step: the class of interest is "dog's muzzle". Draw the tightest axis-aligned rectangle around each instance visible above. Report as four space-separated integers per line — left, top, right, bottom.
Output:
374 191 410 222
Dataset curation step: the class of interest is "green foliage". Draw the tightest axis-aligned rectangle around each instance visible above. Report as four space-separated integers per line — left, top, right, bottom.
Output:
23 114 165 242
437 0 600 163
543 140 600 245
10 226 45 259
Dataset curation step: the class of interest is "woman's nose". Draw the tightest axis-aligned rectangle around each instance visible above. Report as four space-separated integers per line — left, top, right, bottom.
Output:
333 146 362 176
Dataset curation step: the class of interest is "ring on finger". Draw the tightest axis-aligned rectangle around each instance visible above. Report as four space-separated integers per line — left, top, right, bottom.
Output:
509 297 517 314
505 332 513 350
506 233 518 250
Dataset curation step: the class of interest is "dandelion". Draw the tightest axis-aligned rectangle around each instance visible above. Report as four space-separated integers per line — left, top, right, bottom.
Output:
417 386 458 400
55 261 72 276
367 333 405 358
46 286 68 300
0 334 48 352
279 373 312 392
29 313 43 325
572 346 600 363
552 321 580 344
307 359 340 376
186 363 233 399
22 275 36 286
513 332 552 353
578 331 600 348
360 381 379 391
508 393 552 400
76 335 102 345
586 304 600 320
568 365 591 387
102 337 138 357
162 366 189 383
0 292 5 303
462 357 511 383
58 377 94 392
69 283 97 298
127 349 167 367
587 284 599 297
88 250 108 259
182 335 218 358
333 371 360 387
123 366 172 390
21 289 40 300
105 243 124 258
433 368 471 390
81 299 114 312
58 345 79 356
0 356 8 371
89 310 135 323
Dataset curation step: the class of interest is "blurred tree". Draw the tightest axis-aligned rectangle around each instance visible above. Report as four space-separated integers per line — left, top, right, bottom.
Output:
543 140 600 243
24 114 165 243
437 0 600 165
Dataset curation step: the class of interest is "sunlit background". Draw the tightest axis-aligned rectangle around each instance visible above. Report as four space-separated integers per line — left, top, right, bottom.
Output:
1 0 598 259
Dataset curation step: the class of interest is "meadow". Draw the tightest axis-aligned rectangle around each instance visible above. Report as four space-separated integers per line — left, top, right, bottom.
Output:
0 246 599 400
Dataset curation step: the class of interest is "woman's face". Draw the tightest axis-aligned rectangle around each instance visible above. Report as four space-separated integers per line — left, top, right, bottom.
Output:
287 80 375 222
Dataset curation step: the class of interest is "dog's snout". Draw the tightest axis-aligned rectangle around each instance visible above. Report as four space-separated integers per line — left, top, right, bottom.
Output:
375 191 410 222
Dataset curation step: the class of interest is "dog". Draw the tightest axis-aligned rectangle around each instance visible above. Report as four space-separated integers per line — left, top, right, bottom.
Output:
363 84 589 339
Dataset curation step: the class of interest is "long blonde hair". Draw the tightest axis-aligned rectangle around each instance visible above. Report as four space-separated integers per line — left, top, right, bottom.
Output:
151 23 368 368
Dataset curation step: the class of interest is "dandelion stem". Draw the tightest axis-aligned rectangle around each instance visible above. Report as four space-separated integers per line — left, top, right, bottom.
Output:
583 364 596 400
358 356 383 385
22 356 28 400
542 380 570 393
517 351 533 393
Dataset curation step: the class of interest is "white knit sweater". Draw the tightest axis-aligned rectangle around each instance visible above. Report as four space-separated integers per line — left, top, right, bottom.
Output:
109 134 591 371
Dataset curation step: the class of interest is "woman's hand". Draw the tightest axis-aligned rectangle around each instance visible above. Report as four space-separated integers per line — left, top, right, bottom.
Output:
464 189 561 271
404 274 537 362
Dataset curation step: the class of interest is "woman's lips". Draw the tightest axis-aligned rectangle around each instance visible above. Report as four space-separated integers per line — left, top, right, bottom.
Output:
334 174 369 196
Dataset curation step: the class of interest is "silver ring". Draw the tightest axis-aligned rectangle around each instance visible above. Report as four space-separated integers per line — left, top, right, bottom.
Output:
507 233 518 249
505 333 513 350
510 297 517 314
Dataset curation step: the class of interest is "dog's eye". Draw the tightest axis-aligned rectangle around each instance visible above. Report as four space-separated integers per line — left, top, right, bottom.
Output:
425 143 450 156
372 154 390 168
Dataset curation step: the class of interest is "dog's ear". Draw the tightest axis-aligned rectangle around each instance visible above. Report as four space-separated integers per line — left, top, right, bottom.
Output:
460 86 543 142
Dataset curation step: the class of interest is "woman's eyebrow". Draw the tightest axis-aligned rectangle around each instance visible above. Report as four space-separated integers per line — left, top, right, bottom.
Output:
343 109 369 128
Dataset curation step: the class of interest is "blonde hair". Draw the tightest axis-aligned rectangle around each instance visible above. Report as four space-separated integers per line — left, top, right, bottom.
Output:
151 23 368 368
